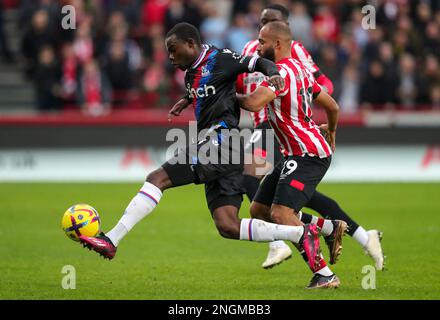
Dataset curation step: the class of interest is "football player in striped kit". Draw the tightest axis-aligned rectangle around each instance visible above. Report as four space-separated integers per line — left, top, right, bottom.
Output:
237 21 368 288
237 4 384 273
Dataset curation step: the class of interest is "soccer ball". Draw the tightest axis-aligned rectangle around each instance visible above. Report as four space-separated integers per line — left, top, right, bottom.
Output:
62 204 101 242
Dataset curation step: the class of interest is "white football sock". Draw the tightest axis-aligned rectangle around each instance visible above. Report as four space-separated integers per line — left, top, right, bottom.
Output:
310 215 319 224
106 182 162 246
315 253 333 276
318 218 334 237
240 218 304 244
353 226 369 247
316 265 333 276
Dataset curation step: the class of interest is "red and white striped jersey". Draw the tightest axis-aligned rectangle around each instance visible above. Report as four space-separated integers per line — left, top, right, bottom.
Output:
236 39 321 127
260 57 332 158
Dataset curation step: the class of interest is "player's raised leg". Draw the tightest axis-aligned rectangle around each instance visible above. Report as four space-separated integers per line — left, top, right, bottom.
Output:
79 167 173 259
79 155 198 259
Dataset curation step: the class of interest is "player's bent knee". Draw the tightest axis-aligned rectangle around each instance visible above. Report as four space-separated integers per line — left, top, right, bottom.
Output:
215 223 239 239
270 207 302 226
212 209 240 239
270 210 284 224
146 168 171 191
250 202 271 221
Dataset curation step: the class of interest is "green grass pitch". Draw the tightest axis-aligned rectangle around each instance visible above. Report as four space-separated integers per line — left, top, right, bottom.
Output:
1 182 439 300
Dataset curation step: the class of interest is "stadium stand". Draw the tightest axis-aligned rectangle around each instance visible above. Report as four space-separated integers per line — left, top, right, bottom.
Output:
0 0 438 116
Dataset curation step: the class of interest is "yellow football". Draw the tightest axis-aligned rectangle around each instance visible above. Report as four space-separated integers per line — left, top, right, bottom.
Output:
61 204 101 242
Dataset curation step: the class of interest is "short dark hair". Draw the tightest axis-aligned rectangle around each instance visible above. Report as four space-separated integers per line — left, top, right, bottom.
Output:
265 4 290 20
264 21 292 40
166 22 201 46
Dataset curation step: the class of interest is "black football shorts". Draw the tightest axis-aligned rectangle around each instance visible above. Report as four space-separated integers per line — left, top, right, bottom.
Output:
162 128 245 212
254 155 331 212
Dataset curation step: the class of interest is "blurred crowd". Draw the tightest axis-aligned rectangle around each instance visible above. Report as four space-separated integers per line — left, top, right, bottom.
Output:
1 0 439 114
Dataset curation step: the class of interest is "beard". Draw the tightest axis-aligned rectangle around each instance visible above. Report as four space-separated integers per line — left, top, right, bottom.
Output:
259 47 275 62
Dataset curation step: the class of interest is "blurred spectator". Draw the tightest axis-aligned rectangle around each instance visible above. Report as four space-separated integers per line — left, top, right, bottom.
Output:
142 26 170 106
206 0 232 22
245 0 264 31
376 0 399 27
424 20 440 55
103 36 139 108
350 9 369 50
313 5 339 44
73 18 94 64
164 0 202 32
315 44 343 99
361 27 384 71
141 0 168 28
424 54 440 89
38 0 60 25
105 0 142 28
337 32 356 66
104 41 134 92
96 10 127 57
21 9 58 77
225 13 253 53
200 3 228 48
105 21 142 72
377 41 399 89
288 1 313 49
33 46 62 111
0 2 14 63
232 0 252 15
19 0 61 30
396 14 423 56
76 59 112 116
431 85 440 108
414 1 432 34
396 53 426 108
338 63 360 113
103 18 142 106
60 42 78 106
360 60 395 108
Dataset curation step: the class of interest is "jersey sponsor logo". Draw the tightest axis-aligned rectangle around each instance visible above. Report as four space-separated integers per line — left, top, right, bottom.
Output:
186 83 216 99
243 74 266 87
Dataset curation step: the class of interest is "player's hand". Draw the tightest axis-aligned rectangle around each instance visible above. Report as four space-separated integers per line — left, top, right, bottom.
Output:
168 98 191 121
319 124 336 152
268 75 285 92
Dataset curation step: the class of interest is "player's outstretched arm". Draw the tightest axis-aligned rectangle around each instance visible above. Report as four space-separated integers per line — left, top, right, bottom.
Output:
168 96 192 121
254 57 285 91
314 90 339 152
236 86 276 112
